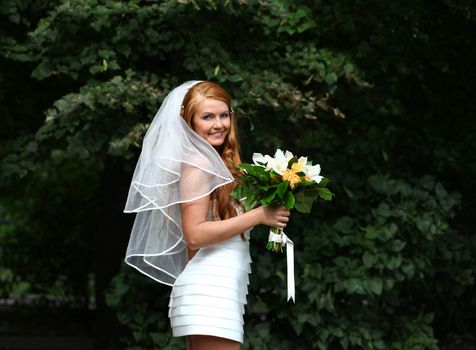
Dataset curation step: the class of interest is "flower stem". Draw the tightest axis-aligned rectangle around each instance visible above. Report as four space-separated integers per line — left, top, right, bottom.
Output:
267 226 284 252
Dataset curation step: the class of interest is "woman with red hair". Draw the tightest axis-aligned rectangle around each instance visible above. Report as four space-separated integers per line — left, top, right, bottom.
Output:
124 81 289 349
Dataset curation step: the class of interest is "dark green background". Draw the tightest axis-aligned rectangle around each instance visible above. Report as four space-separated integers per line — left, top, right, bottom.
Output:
1 1 475 349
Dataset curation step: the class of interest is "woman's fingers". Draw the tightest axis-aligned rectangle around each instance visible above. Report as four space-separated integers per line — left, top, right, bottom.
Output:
260 205 291 227
276 207 290 227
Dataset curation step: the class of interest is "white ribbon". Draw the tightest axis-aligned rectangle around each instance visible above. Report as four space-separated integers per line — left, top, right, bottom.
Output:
268 229 295 302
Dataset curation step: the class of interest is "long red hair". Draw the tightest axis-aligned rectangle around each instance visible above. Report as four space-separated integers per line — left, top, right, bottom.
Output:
181 81 242 221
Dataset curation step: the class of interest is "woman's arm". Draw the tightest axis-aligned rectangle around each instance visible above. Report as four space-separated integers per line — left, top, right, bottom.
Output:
181 195 290 250
179 164 290 250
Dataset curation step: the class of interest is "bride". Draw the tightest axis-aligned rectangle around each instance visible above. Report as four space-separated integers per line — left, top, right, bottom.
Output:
124 80 289 349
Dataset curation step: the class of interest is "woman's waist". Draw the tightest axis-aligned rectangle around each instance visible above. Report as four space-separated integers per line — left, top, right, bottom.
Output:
196 236 250 255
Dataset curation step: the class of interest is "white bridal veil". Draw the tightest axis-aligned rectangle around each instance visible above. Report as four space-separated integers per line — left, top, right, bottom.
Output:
124 80 234 286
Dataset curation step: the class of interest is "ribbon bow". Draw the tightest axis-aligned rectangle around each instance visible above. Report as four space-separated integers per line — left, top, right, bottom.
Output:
268 229 295 302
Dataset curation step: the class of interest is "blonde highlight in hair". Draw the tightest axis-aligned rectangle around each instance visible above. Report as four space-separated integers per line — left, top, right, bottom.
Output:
181 81 243 225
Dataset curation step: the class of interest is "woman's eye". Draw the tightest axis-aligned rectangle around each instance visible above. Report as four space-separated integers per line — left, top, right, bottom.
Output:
220 113 230 119
202 114 213 120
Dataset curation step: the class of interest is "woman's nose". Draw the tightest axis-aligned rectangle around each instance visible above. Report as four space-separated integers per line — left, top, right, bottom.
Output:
213 116 223 128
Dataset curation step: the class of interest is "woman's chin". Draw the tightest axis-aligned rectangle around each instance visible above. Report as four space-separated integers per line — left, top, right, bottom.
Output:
208 139 225 147
206 135 227 147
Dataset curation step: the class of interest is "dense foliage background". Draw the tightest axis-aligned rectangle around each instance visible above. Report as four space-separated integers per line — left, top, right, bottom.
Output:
1 0 475 349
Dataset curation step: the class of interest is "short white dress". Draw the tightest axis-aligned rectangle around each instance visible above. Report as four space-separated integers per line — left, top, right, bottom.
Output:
168 205 252 343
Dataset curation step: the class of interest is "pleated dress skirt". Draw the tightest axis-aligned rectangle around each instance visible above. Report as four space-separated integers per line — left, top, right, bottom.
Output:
168 231 252 343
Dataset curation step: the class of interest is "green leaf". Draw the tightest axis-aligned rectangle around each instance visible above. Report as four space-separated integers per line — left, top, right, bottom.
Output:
284 191 295 209
243 193 258 211
368 279 383 295
317 187 334 201
239 163 261 176
261 188 278 206
362 251 376 268
334 217 354 234
294 188 319 213
317 177 329 187
150 332 162 344
389 239 406 252
276 181 289 200
374 202 392 218
384 255 402 270
287 156 298 168
364 225 380 240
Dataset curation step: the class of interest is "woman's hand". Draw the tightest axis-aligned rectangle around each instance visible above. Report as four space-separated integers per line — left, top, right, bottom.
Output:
257 205 290 229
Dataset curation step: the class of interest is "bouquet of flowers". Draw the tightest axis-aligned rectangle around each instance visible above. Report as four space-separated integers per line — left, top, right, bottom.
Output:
232 149 334 252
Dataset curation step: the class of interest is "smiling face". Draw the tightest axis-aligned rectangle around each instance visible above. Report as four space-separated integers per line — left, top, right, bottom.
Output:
192 97 231 148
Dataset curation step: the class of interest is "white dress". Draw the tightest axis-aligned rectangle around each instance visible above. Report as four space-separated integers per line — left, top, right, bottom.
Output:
168 205 252 343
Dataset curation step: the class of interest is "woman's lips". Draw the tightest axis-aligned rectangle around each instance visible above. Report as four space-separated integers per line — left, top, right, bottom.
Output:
209 131 225 138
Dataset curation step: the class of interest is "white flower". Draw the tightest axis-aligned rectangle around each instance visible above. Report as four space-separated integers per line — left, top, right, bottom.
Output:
296 156 308 170
270 149 293 175
252 153 273 168
304 163 323 183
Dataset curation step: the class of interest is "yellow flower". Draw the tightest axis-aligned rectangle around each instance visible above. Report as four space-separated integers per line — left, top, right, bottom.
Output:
283 168 302 189
291 162 304 173
282 168 292 182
